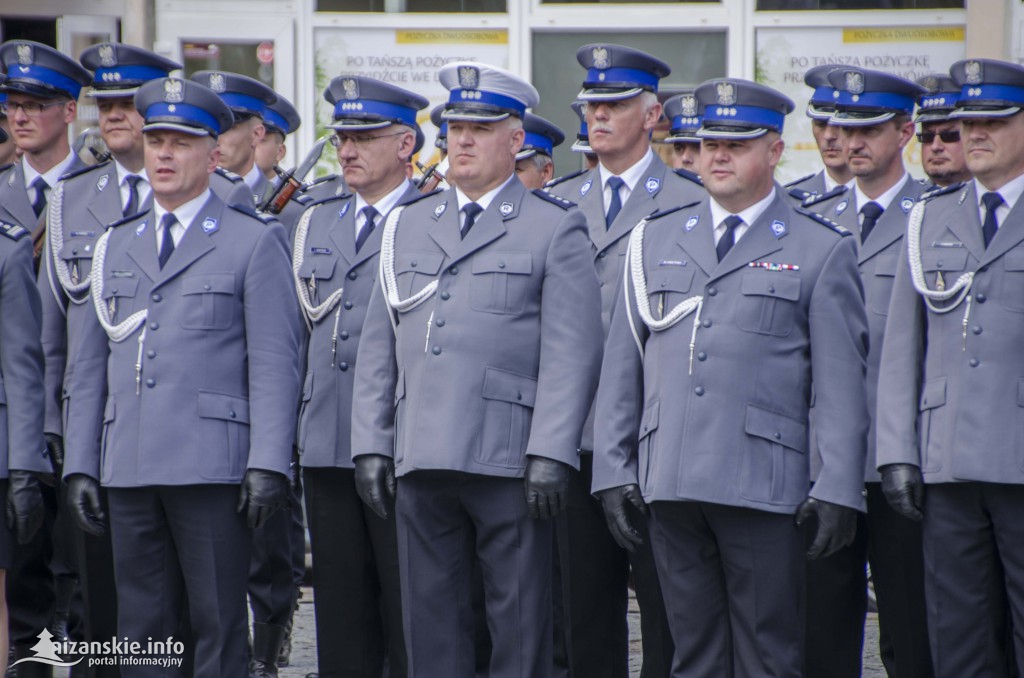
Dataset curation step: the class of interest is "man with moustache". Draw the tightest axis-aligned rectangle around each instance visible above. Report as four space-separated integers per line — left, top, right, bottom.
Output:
544 44 703 678
917 74 972 189
515 113 564 191
660 91 702 179
786 65 853 204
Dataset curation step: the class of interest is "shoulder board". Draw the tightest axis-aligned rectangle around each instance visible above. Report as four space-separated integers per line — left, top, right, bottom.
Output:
795 208 850 236
59 160 110 182
0 220 29 241
304 174 339 188
672 167 704 186
543 167 588 189
788 187 813 202
293 193 314 206
401 188 443 206
920 181 965 202
801 184 848 208
216 167 244 183
229 202 278 224
783 173 816 189
107 209 152 230
646 200 702 222
305 192 352 210
532 189 576 210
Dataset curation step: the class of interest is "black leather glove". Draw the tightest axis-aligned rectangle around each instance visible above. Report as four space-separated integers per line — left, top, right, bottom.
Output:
595 484 648 552
6 470 45 544
66 473 107 537
354 454 396 520
44 433 64 475
880 463 924 521
524 457 572 520
795 497 857 559
237 469 290 529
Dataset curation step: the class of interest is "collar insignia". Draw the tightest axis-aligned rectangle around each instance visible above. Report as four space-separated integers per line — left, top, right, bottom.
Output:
580 179 592 197
685 215 698 232
771 220 787 238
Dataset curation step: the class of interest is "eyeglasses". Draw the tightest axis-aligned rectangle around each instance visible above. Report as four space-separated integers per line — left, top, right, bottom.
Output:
917 130 961 144
330 131 405 148
0 99 68 117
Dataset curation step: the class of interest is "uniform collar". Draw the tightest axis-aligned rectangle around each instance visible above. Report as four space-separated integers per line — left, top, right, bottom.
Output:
153 188 211 232
113 158 148 186
22 151 75 190
709 187 777 229
354 178 413 218
243 163 263 190
854 172 908 213
975 172 1024 213
598 147 653 192
456 173 516 213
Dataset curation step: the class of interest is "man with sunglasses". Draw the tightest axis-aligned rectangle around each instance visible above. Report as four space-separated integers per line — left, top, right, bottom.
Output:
916 74 972 189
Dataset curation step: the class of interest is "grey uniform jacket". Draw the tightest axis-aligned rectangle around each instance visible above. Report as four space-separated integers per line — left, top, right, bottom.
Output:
210 167 256 208
350 177 603 478
300 175 348 204
592 189 870 513
0 155 88 229
811 175 926 481
785 171 828 203
0 222 48 477
876 181 1024 485
62 193 302 487
296 180 424 469
546 153 705 450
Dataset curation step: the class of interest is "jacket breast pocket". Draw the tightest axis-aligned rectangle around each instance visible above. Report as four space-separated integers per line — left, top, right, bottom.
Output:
1001 249 1024 313
868 252 899 316
740 403 808 506
736 270 801 337
646 268 695 321
394 252 444 300
637 400 659 495
297 255 340 302
180 273 236 330
101 276 140 325
196 390 250 480
919 377 946 473
921 247 969 298
60 238 97 285
477 366 536 468
470 252 533 315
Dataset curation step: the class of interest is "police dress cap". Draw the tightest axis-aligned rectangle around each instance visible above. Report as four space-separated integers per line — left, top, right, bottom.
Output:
570 99 592 154
663 91 702 143
263 94 300 136
949 59 1024 119
695 78 795 139
80 43 181 98
135 77 234 137
190 70 276 120
430 103 447 150
575 44 670 102
438 62 538 122
0 40 91 99
914 74 959 123
827 68 925 126
324 76 428 131
517 113 564 160
804 64 840 120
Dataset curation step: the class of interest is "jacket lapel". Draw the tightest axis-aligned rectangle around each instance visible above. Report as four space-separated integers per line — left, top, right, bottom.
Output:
327 198 357 268
125 211 162 283
599 156 665 253
676 203 718 277
447 179 522 266
350 182 422 269
152 196 220 287
858 176 925 262
86 168 124 229
427 191 462 261
7 162 37 228
941 184 985 262
709 192 787 281
981 187 1024 266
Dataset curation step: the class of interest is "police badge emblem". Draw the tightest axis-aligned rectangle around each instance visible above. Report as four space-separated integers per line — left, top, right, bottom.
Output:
682 95 697 118
901 197 914 214
434 202 447 218
458 66 479 90
343 78 359 100
135 221 147 236
965 60 983 85
771 220 787 238
338 202 350 219
163 79 184 103
846 71 865 95
716 82 736 106
836 200 849 215
98 44 116 68
97 175 109 192
202 217 218 233
209 73 226 93
645 177 660 194
592 46 610 69
499 201 513 216
685 215 699 232
16 43 32 66
580 179 593 197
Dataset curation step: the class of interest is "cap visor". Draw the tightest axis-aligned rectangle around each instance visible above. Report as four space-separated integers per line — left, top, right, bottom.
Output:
88 86 142 99
515 148 538 161
696 126 768 140
0 81 71 99
575 86 644 102
441 109 510 123
806 103 835 120
914 110 954 123
326 119 392 131
829 110 896 127
662 133 701 144
571 139 593 153
142 121 211 136
949 106 1022 120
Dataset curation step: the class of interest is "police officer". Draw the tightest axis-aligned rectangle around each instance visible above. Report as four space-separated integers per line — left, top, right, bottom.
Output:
661 91 702 177
799 67 931 678
786 65 853 203
568 99 598 170
515 113 563 190
351 62 602 678
255 95 299 186
0 77 16 167
916 74 971 189
593 78 868 677
0 40 91 678
295 75 429 678
545 43 703 678
876 58 1024 678
62 76 301 677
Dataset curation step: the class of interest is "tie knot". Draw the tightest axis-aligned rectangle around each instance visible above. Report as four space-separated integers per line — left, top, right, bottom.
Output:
126 174 142 188
723 215 743 231
160 212 177 229
982 192 1004 212
607 176 625 191
860 201 884 219
361 205 380 225
31 177 48 191
462 202 483 220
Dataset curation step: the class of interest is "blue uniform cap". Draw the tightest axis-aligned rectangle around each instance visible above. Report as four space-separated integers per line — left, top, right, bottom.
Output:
914 74 960 123
324 76 428 131
949 59 1024 119
695 78 795 139
575 44 670 102
827 68 925 127
263 94 300 136
569 99 592 154
663 91 702 143
517 113 564 161
439 62 538 122
430 103 447 150
0 40 91 100
135 77 234 137
190 71 276 122
80 43 181 98
803 65 840 120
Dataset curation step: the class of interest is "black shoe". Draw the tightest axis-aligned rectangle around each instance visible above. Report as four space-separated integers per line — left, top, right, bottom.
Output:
249 659 278 678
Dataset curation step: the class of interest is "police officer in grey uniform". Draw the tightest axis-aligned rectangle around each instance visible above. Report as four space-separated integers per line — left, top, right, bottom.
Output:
295 75 429 678
351 62 602 678
514 113 563 191
62 77 301 678
660 91 702 179
0 80 16 167
545 44 703 678
916 74 972 190
255 95 300 187
877 58 1024 678
785 65 853 204
593 78 869 677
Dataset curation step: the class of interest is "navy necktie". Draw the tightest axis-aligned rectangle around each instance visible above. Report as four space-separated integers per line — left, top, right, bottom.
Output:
124 175 143 217
859 201 884 243
605 176 625 229
982 191 1004 248
158 213 177 269
461 202 483 239
716 215 744 262
355 205 379 253
30 177 48 218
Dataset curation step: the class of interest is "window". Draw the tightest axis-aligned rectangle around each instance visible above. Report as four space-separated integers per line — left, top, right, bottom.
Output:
757 0 962 9
316 0 506 10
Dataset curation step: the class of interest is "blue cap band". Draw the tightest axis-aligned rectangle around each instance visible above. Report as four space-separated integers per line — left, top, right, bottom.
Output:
835 89 915 114
448 88 526 118
94 64 169 87
703 104 786 132
670 114 702 133
522 131 554 156
959 83 1024 106
810 86 836 106
8 64 83 98
332 99 417 127
263 108 289 133
584 67 659 91
220 92 265 115
144 102 220 134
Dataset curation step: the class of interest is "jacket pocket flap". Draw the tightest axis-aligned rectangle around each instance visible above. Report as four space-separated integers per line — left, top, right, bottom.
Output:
103 396 115 423
740 271 801 301
1005 249 1024 271
481 366 537 407
183 273 236 295
647 268 695 294
639 400 660 439
873 252 899 277
744 403 807 453
921 248 968 272
59 240 95 260
298 256 337 280
197 391 250 424
102 277 139 299
919 377 947 411
472 251 533 275
395 252 444 275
